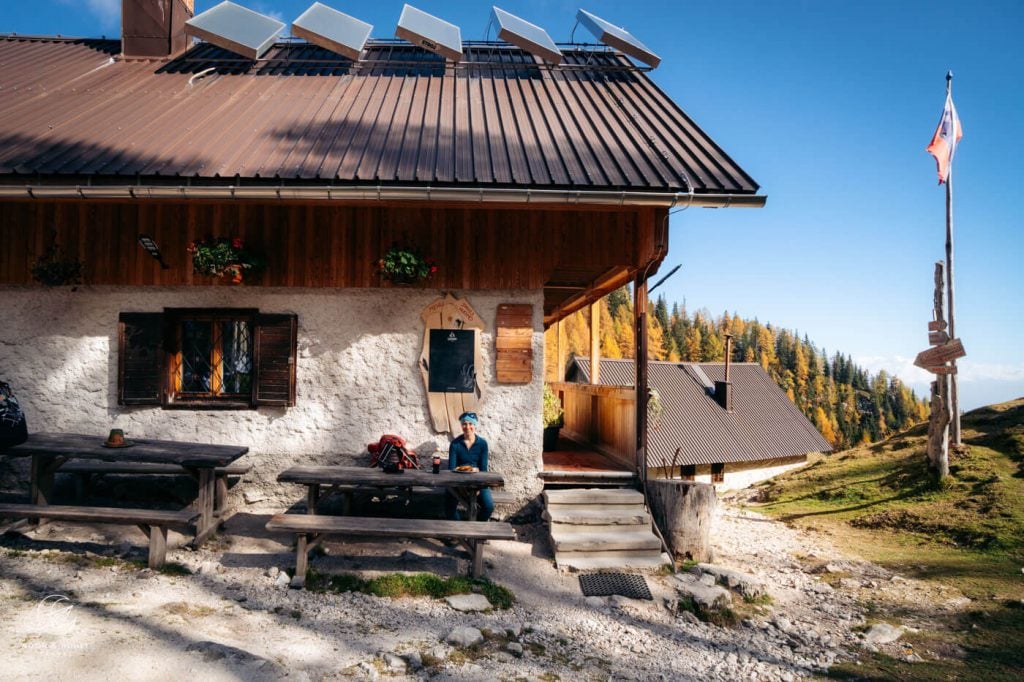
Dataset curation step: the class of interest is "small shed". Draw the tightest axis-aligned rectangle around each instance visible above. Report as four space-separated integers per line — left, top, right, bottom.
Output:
567 358 832 490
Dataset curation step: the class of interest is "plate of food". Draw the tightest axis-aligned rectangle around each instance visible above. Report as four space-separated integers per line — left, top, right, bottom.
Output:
454 465 479 473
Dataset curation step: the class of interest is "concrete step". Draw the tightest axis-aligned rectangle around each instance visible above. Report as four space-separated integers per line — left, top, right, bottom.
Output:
551 528 662 552
555 551 672 572
543 488 643 506
543 507 651 526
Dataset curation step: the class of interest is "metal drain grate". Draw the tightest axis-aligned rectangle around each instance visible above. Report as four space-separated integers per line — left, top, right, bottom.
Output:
579 573 652 600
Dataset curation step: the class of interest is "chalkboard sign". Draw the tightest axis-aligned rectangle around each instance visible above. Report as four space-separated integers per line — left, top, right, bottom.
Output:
428 329 476 393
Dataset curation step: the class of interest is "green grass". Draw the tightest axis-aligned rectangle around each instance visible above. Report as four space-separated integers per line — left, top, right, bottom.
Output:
749 398 1024 680
304 570 514 609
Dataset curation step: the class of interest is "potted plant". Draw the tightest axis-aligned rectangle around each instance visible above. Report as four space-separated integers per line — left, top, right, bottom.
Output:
188 236 264 284
32 232 82 287
376 245 437 284
542 383 564 451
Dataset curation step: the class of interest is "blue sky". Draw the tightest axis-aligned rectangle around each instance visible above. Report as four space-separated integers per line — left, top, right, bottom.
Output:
6 0 1023 411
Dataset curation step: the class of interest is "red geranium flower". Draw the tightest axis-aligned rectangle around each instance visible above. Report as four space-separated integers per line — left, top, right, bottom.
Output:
232 237 243 249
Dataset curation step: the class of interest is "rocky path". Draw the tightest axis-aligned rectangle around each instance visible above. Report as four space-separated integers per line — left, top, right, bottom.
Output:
0 502 957 680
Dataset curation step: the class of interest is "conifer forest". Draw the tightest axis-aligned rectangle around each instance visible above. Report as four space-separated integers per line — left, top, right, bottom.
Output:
545 287 930 450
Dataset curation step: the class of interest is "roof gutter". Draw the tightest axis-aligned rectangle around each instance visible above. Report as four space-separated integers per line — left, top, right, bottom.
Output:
0 184 766 208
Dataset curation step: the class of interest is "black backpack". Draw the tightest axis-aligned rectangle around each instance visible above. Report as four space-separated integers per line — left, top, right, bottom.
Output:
0 381 27 449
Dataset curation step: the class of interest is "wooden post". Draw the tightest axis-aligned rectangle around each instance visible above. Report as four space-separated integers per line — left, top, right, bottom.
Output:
928 262 950 479
590 301 601 384
555 318 565 382
634 276 649 482
945 120 961 446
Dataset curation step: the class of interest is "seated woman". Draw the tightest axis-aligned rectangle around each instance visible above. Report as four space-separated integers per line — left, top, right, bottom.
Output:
444 412 494 522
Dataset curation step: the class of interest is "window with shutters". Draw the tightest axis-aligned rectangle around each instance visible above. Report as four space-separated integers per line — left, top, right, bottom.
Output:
118 309 297 409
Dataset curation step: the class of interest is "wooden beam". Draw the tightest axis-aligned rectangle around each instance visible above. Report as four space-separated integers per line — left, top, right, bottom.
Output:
634 274 648 479
590 301 601 385
556 319 565 382
544 266 631 327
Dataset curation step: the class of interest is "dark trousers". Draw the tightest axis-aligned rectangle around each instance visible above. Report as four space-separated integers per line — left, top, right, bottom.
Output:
444 488 494 521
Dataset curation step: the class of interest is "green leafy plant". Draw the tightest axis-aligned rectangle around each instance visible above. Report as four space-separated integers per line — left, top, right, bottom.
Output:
32 233 82 286
376 245 436 283
543 383 564 428
188 236 264 284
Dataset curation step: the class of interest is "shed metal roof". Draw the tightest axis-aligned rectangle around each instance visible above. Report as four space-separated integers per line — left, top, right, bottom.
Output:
0 37 759 194
570 358 832 467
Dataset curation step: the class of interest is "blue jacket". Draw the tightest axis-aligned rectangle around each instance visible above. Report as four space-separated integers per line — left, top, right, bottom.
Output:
449 435 488 471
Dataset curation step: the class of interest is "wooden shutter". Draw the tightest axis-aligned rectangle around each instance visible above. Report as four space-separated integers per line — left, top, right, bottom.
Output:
255 313 297 407
118 312 164 405
495 304 533 383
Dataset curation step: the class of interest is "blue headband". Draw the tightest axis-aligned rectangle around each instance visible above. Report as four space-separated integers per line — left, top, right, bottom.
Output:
459 412 478 425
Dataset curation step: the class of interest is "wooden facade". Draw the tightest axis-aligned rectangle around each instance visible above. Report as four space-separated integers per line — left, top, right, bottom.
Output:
552 381 637 471
0 199 664 324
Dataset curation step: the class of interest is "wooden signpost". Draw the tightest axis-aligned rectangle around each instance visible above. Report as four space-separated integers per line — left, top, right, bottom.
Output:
916 261 967 480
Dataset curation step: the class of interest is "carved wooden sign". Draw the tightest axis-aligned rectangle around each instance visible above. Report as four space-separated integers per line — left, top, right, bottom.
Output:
420 294 485 434
914 338 966 373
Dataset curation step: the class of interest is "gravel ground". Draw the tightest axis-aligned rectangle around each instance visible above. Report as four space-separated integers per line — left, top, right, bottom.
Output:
0 500 952 681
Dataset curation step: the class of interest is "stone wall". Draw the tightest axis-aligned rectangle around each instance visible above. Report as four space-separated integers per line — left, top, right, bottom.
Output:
0 286 545 506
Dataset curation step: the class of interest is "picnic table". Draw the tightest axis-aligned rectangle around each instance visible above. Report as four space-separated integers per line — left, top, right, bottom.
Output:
3 432 249 547
277 464 504 520
271 464 512 584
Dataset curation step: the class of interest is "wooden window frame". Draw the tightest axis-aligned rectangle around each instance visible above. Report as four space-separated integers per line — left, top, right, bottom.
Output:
119 308 298 410
164 308 258 410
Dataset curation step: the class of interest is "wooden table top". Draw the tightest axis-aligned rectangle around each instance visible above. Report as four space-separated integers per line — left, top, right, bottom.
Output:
278 465 504 489
4 432 249 468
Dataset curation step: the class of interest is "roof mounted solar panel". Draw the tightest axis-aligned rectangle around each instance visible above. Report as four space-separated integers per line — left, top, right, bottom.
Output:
185 1 285 60
292 2 372 60
576 9 660 68
395 4 462 62
491 6 562 64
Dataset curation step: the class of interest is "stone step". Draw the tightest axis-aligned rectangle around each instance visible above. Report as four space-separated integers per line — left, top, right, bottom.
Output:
555 551 672 572
551 528 662 552
543 488 644 506
543 507 651 526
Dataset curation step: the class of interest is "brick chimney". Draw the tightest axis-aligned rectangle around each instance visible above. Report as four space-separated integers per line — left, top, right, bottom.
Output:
714 334 734 413
121 0 194 58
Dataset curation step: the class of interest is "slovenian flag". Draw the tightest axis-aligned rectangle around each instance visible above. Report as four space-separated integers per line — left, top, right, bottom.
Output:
926 91 963 184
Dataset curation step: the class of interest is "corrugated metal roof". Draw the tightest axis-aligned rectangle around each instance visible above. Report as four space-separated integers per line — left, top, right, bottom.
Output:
0 37 759 194
572 358 832 467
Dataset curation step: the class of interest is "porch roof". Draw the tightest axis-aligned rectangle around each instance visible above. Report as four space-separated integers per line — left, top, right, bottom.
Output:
0 37 758 196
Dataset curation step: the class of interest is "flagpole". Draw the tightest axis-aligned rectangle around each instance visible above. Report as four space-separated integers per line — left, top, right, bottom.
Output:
945 70 961 446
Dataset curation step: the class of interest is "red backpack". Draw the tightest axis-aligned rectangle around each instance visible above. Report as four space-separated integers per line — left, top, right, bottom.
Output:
368 434 421 472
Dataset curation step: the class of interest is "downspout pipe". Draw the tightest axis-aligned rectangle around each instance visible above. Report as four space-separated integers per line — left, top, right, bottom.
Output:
0 184 767 208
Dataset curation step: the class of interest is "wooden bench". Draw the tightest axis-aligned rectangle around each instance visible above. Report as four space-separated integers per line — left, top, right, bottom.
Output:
265 514 516 587
59 461 252 512
0 503 198 569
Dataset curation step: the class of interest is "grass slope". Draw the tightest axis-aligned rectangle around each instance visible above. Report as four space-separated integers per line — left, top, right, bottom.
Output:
751 398 1024 681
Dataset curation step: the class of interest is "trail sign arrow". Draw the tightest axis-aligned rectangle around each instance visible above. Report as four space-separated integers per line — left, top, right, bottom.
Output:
914 338 966 371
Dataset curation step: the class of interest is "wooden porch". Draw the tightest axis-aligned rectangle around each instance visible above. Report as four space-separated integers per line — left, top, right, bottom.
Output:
541 382 638 487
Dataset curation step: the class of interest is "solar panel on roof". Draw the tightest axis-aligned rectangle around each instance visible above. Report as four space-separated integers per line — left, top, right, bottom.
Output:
292 2 371 61
185 1 285 60
575 8 660 68
491 6 562 64
394 4 462 62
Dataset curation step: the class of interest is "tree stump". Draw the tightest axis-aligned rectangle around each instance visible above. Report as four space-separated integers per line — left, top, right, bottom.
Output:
647 479 717 562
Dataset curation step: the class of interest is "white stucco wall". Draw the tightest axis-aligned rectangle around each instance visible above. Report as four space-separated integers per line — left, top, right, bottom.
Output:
650 455 809 492
0 286 545 505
